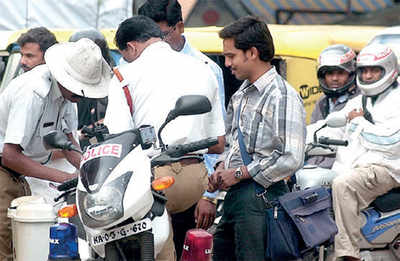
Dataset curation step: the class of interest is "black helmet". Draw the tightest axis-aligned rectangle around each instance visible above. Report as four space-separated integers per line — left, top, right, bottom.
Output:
69 29 106 43
317 44 356 98
69 29 113 66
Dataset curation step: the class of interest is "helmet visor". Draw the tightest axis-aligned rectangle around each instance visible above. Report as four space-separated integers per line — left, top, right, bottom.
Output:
357 66 384 85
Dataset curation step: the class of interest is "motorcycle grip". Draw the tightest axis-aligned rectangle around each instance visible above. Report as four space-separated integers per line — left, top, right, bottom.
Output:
318 136 348 146
57 177 78 191
167 137 218 157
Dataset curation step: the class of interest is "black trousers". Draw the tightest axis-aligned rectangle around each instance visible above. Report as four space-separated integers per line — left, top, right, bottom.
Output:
213 180 288 261
212 181 267 261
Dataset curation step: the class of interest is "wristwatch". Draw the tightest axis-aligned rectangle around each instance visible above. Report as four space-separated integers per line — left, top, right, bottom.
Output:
201 196 217 205
234 167 243 180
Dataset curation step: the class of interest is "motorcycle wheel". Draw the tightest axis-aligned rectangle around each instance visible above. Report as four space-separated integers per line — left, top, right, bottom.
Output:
101 233 155 261
104 242 123 261
138 231 155 261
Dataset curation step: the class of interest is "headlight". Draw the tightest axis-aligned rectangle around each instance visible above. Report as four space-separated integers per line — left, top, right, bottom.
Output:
84 186 123 222
78 171 132 228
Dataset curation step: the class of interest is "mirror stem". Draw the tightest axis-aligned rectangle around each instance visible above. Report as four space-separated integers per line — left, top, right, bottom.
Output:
313 123 327 143
157 121 168 151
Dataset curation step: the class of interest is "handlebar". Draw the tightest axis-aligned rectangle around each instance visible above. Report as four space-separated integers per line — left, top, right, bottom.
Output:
166 137 218 157
81 124 109 142
151 137 218 167
57 178 78 191
318 136 348 146
58 138 218 189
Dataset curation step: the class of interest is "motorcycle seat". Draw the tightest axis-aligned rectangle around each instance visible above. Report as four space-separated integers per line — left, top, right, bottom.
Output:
370 187 400 212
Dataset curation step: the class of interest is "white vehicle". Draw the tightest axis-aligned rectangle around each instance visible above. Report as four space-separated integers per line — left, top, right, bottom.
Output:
44 95 217 261
297 112 400 261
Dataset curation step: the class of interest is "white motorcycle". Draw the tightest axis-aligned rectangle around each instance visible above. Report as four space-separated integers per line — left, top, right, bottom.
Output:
44 95 217 261
297 112 400 261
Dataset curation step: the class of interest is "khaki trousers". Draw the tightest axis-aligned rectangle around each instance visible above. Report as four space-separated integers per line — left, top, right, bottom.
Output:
332 165 400 259
0 167 31 261
154 161 208 261
154 162 208 214
155 213 176 261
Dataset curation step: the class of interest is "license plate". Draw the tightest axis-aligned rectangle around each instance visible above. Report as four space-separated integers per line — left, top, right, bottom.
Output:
91 218 152 246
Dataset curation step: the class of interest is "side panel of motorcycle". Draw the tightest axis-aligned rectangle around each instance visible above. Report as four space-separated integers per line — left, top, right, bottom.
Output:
294 165 338 190
360 208 400 247
116 146 154 222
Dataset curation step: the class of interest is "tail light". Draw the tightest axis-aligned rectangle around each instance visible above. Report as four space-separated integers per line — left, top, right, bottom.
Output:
180 228 213 261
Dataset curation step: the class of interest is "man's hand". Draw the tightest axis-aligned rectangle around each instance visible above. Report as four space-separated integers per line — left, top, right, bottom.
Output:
208 136 225 154
63 133 82 169
207 162 224 193
194 199 216 229
208 171 221 193
51 151 65 161
215 169 239 191
2 143 77 183
348 108 364 122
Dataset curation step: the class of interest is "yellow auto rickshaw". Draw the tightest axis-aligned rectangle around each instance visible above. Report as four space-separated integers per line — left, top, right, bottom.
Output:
0 25 384 122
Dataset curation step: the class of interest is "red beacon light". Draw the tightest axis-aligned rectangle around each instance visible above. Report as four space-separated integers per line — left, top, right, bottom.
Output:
180 228 213 261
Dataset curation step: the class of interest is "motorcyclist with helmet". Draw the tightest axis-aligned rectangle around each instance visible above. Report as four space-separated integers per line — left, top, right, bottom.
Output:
68 29 113 148
327 44 400 261
308 44 359 169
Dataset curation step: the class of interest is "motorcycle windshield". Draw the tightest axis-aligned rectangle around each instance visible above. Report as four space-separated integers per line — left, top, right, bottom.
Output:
80 130 140 193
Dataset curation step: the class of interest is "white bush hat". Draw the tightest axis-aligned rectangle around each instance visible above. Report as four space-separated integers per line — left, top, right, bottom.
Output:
44 38 112 98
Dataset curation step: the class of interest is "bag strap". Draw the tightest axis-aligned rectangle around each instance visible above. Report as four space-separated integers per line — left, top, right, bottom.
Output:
322 96 330 120
112 67 133 116
362 95 374 124
236 97 266 195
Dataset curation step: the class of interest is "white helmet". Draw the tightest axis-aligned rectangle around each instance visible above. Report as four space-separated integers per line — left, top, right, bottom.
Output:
356 44 399 96
317 44 356 98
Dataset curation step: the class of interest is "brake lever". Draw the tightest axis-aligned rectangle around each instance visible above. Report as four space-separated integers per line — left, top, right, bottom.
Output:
53 189 75 203
319 143 334 151
308 143 334 151
305 143 335 161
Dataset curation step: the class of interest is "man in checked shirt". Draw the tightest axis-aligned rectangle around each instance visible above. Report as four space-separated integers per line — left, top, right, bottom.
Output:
208 16 306 261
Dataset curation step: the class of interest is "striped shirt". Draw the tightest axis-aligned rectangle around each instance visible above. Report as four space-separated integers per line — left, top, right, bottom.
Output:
222 66 306 188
